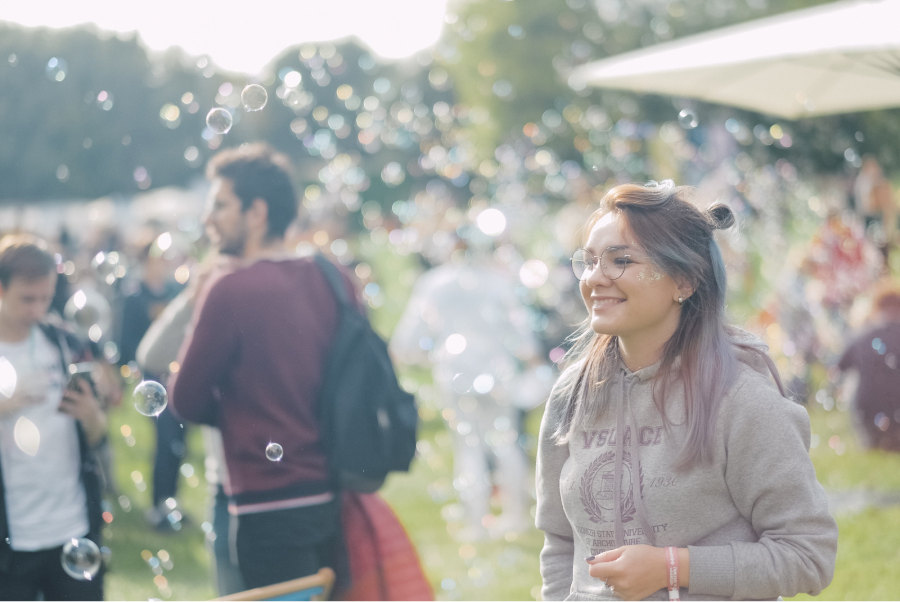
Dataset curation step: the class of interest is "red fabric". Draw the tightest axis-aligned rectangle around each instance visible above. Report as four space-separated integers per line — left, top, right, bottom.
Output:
335 492 433 601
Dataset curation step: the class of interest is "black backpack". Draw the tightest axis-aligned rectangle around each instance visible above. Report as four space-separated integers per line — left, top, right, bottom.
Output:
313 254 418 492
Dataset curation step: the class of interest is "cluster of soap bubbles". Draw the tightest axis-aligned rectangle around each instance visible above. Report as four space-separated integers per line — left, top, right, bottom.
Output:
142 548 175 597
46 57 67 82
91 251 126 286
133 381 168 417
205 84 269 135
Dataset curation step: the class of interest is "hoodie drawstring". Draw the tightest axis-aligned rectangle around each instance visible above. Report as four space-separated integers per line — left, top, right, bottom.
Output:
612 376 626 547
613 371 656 548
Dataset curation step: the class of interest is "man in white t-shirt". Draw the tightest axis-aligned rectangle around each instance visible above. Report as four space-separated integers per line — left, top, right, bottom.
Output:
0 236 107 601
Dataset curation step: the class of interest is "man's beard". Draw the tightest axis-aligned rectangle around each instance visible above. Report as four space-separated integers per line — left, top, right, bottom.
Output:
215 226 248 257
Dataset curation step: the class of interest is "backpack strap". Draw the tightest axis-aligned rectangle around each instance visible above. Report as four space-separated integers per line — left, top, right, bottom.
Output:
313 254 351 309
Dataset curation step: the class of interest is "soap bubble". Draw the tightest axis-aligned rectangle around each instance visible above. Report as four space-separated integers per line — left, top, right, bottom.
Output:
241 85 268 111
133 381 168 417
519 259 549 289
473 374 495 394
283 70 302 88
99 546 112 567
46 57 67 82
91 251 124 282
206 108 233 134
266 442 283 462
477 208 506 236
0 357 16 398
678 109 698 129
14 416 41 456
445 334 467 355
452 373 473 394
61 538 102 581
64 289 112 338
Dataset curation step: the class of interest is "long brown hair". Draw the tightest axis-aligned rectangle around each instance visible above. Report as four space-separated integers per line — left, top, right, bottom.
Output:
553 182 784 470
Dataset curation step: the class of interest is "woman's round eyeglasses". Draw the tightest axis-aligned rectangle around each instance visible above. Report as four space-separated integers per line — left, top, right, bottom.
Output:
570 247 636 281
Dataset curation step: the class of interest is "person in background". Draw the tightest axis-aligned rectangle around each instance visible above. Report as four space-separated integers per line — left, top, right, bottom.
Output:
854 155 898 251
836 282 900 452
0 235 107 601
118 239 183 530
170 144 357 589
136 251 244 596
390 238 547 541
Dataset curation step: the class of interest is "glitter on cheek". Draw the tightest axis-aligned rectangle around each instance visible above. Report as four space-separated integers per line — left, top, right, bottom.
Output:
638 265 665 283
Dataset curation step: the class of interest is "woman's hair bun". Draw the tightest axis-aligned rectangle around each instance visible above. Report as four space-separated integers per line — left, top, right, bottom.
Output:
707 204 735 230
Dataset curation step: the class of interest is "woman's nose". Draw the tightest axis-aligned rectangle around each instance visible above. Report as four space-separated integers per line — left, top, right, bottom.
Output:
584 262 611 287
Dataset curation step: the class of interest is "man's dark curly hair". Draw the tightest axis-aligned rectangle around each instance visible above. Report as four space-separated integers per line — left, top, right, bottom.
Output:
206 143 298 239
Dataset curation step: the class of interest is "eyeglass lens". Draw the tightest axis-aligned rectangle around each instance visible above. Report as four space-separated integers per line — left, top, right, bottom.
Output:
570 248 630 281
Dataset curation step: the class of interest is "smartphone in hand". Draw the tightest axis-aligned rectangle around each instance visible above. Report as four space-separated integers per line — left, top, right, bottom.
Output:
66 362 95 392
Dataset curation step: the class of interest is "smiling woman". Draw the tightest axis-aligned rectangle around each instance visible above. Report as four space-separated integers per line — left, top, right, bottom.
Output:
535 182 838 601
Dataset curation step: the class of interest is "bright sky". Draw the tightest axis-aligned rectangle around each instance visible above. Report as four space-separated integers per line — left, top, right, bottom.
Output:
0 0 450 74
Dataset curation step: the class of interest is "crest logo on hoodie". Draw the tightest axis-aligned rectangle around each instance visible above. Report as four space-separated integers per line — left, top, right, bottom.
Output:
579 450 636 524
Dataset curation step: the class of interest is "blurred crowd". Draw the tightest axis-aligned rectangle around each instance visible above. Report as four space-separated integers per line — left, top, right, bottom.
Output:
0 138 897 600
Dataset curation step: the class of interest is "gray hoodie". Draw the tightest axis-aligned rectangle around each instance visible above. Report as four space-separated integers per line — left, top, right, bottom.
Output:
536 351 838 600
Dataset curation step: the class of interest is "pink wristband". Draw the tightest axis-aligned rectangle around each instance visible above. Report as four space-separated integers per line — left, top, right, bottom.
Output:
666 547 680 601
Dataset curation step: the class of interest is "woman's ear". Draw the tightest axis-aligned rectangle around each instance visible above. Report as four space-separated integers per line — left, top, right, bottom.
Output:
674 278 695 304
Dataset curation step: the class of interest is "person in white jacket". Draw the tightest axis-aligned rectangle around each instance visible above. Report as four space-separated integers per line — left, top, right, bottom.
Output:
536 182 837 600
391 247 548 540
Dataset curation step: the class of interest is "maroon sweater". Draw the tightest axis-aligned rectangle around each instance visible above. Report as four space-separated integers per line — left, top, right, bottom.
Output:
170 257 355 507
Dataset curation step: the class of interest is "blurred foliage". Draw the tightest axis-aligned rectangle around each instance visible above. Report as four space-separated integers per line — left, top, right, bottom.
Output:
3 0 900 205
0 23 456 206
442 0 900 175
0 24 228 200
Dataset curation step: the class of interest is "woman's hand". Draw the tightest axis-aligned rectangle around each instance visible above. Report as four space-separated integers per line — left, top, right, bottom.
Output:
59 377 107 447
587 545 687 600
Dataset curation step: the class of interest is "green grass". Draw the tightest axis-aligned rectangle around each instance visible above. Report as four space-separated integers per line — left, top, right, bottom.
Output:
102 382 547 601
789 506 900 601
806 402 900 491
786 403 900 601
102 383 900 600
104 400 216 601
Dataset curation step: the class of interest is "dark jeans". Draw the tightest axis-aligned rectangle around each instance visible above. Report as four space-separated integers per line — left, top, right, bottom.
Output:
233 500 340 590
212 486 245 596
152 406 186 507
0 544 104 601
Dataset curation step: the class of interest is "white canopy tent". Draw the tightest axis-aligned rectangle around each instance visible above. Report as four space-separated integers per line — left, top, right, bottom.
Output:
569 0 900 119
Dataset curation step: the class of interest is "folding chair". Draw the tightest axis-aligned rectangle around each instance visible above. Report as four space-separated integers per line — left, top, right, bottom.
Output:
214 567 335 601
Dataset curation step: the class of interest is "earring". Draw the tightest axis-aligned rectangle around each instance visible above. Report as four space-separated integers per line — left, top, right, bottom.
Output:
677 296 684 305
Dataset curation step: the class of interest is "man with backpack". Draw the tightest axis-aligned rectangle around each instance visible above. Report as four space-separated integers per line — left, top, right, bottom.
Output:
170 144 416 590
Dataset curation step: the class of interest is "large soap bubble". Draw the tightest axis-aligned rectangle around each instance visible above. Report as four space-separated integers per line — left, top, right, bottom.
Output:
61 538 102 581
678 109 698 129
133 381 168 417
206 108 233 134
241 85 268 111
64 289 112 342
265 442 283 462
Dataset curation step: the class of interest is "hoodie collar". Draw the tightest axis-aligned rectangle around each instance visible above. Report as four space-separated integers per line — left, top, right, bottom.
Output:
618 355 681 382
